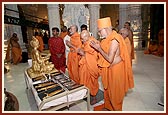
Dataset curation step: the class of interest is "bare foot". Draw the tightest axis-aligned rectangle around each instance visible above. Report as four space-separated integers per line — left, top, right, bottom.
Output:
91 96 97 105
101 108 109 111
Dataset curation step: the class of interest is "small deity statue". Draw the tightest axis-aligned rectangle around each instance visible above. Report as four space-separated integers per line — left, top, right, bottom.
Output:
78 8 87 28
62 4 89 30
27 36 56 78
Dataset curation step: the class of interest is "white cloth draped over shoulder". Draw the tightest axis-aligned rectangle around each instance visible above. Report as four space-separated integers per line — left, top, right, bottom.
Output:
63 35 71 65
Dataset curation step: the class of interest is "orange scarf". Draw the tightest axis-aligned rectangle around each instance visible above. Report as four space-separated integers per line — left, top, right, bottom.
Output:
98 30 134 91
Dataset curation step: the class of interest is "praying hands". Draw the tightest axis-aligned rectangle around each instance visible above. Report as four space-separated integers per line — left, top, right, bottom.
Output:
90 40 101 52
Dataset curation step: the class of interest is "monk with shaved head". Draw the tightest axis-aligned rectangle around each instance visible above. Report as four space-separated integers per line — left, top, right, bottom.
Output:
66 25 82 84
90 17 134 111
119 28 132 65
78 30 99 105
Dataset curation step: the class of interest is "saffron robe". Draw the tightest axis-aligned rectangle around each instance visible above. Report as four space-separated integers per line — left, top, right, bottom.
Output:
157 29 164 56
79 37 99 96
128 30 135 59
67 32 82 84
12 47 22 64
59 32 68 39
144 43 158 54
6 37 22 64
95 30 134 111
131 40 135 59
36 36 44 52
124 37 132 64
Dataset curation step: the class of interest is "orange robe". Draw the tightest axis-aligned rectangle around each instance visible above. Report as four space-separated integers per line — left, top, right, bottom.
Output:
67 32 82 84
144 29 164 57
124 37 132 64
59 32 68 39
128 30 135 59
95 30 134 111
12 47 22 64
157 29 164 56
131 40 135 59
156 45 164 56
36 36 44 52
144 43 158 54
79 37 99 96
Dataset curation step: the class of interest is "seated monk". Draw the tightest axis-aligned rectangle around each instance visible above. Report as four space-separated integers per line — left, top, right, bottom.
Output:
154 29 164 57
6 33 22 64
144 41 158 55
144 29 164 57
155 42 164 57
29 36 55 75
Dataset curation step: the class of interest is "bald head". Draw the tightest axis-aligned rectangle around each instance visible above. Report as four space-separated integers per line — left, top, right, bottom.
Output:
12 33 17 38
80 30 90 43
70 25 78 35
119 28 129 39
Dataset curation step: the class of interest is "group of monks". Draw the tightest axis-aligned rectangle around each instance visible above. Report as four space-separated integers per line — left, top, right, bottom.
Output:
5 15 164 111
65 25 100 102
5 17 135 111
53 17 134 111
45 25 99 104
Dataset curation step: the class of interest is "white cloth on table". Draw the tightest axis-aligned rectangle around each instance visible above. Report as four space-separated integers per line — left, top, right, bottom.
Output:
25 71 87 110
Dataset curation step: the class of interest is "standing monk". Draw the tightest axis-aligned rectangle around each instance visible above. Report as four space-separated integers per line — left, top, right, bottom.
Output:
90 17 134 111
48 27 66 73
78 30 99 104
8 33 22 65
66 25 82 84
59 26 68 39
42 32 49 49
119 28 132 64
124 22 135 61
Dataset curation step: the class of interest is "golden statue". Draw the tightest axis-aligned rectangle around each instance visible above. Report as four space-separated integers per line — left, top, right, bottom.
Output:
27 36 57 79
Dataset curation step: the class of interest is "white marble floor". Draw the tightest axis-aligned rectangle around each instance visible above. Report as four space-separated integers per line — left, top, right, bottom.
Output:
3 50 165 112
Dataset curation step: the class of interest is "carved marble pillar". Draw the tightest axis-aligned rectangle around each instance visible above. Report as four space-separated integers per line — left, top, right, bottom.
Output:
119 4 128 30
127 4 142 50
88 4 100 39
47 4 60 37
4 4 26 52
141 4 150 48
